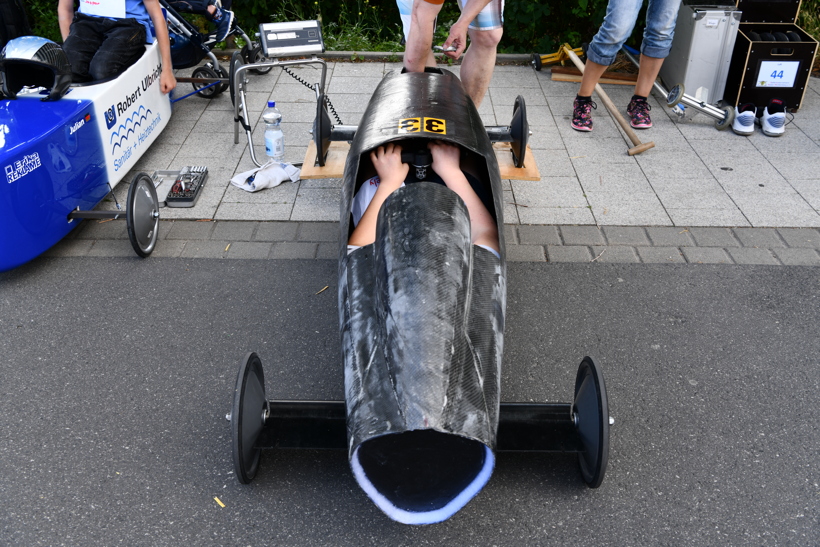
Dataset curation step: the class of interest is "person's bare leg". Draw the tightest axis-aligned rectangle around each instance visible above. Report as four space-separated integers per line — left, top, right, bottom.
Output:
424 48 436 67
634 54 663 97
404 0 441 72
578 58 609 97
459 27 501 107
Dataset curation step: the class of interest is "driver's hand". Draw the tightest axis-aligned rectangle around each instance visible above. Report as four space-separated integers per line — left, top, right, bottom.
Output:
428 141 460 177
370 143 409 186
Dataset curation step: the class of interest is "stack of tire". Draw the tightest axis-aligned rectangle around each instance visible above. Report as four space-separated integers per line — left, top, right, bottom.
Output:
747 30 803 53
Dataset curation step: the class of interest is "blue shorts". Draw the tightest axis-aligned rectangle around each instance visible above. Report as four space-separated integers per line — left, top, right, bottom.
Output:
397 0 504 41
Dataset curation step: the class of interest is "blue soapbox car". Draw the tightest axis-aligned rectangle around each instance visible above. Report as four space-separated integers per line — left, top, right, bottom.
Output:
0 36 171 271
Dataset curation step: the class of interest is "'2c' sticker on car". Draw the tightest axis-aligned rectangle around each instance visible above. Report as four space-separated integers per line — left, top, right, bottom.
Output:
398 117 447 135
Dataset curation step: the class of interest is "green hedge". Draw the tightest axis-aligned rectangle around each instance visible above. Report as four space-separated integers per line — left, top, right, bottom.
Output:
231 0 612 53
25 0 610 53
22 0 820 59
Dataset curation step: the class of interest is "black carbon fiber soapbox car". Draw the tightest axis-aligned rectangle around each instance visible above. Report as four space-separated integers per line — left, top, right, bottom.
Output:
228 67 611 525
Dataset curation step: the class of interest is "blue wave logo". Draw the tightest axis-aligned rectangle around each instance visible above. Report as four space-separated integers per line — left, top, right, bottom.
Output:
109 106 152 153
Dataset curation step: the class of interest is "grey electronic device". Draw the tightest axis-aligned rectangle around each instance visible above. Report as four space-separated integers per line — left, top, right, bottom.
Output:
258 20 324 58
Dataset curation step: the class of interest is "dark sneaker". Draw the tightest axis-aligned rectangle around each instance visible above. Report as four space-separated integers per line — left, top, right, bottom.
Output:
213 8 235 42
571 97 596 132
627 96 652 129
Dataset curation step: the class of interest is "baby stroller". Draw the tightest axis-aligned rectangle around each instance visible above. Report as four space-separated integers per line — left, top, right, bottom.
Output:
161 0 271 98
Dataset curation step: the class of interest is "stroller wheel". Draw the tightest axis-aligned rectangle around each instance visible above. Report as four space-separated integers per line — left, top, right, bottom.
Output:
246 44 273 75
214 63 230 94
192 65 224 98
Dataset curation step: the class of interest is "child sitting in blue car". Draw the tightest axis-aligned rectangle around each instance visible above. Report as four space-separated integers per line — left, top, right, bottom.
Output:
58 0 176 93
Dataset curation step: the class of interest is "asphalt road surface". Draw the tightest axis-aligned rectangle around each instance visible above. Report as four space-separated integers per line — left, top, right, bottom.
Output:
1 257 817 546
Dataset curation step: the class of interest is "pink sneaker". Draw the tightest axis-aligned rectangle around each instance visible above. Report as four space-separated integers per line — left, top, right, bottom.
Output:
627 96 652 129
572 97 597 132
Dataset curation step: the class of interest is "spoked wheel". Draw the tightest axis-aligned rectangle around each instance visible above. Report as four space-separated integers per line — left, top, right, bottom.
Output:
715 104 735 131
531 52 542 71
191 64 223 98
229 50 244 106
573 356 610 488
666 83 685 108
126 173 159 258
510 95 529 168
313 93 332 167
247 44 273 75
231 352 268 484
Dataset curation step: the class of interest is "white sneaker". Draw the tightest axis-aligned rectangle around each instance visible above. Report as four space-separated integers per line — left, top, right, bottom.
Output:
732 103 756 136
760 98 786 137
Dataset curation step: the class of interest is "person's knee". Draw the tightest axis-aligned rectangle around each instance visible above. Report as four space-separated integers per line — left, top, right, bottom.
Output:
411 0 442 24
467 27 502 50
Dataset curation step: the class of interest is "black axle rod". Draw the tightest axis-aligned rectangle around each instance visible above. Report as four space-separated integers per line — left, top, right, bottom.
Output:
254 401 583 453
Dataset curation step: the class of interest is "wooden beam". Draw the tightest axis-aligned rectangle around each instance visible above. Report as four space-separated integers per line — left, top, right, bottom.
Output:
550 66 638 85
301 141 541 181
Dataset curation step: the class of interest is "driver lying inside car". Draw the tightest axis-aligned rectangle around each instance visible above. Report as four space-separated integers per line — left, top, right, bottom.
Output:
347 140 499 257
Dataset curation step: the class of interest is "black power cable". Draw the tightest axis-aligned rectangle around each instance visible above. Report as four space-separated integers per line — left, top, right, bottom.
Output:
282 66 343 125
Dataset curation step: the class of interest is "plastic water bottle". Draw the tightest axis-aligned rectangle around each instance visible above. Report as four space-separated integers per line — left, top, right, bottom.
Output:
263 101 284 161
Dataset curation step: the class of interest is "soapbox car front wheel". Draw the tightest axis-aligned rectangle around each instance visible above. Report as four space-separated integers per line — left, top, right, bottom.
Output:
126 173 159 258
573 356 610 488
231 352 268 484
191 65 224 98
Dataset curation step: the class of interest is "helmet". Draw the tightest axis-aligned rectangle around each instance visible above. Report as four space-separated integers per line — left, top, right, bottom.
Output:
0 36 72 101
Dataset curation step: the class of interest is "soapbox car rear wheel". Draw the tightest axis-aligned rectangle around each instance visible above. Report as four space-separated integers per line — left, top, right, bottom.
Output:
231 352 268 484
192 65 223 98
573 356 610 488
126 173 159 258
313 93 332 167
511 96 529 168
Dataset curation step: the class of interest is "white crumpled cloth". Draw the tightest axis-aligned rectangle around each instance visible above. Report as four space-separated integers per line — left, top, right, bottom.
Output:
230 160 301 192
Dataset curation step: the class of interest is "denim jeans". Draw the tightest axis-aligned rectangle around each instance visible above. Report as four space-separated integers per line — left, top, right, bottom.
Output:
587 0 681 66
63 12 147 82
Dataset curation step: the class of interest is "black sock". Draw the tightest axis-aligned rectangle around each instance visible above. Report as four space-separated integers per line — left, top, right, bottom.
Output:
631 94 647 102
576 94 592 102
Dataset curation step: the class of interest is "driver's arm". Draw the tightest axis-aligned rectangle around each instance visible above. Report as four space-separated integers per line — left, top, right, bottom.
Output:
428 141 499 253
348 143 409 247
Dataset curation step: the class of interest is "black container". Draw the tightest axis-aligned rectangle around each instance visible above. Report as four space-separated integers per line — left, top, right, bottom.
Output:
723 0 818 110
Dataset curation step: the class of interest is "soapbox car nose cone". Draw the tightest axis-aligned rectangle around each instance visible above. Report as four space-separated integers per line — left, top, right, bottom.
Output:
351 430 494 525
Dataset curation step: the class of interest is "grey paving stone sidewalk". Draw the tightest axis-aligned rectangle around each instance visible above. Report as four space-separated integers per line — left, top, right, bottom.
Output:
99 60 820 230
47 220 820 266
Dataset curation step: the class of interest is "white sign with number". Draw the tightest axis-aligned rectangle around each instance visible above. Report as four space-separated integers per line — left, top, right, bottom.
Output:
756 61 800 88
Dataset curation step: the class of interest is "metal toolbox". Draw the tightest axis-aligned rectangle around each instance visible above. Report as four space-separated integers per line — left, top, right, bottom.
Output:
723 0 818 110
659 1 742 104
